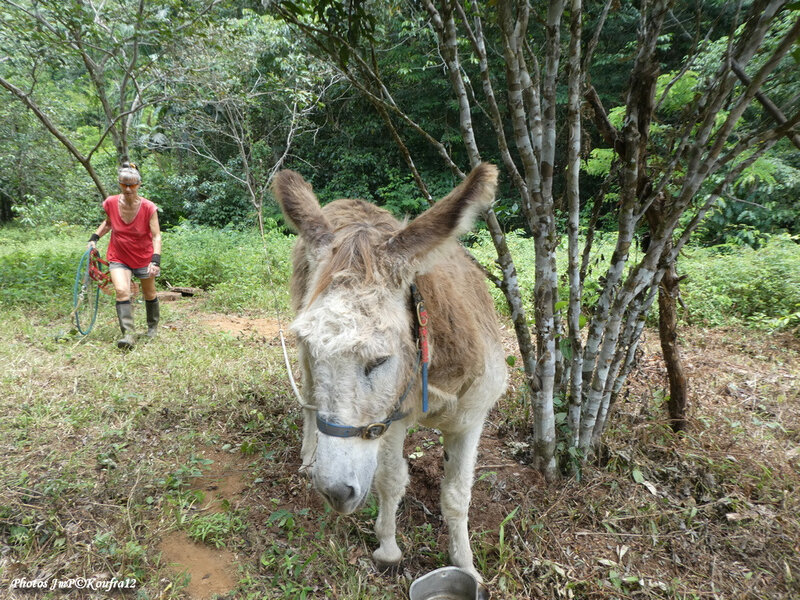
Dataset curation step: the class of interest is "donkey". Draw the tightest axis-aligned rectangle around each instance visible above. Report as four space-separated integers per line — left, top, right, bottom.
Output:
272 163 507 579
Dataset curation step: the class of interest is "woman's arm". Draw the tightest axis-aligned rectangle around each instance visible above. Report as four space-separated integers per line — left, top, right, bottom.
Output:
148 210 162 277
88 218 111 249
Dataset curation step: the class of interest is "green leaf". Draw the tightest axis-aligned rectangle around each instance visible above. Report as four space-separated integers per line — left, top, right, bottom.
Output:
583 147 616 176
559 338 572 361
632 468 644 484
506 355 516 367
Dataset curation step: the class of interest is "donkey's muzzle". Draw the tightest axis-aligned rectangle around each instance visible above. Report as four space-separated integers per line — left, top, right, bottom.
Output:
319 482 362 513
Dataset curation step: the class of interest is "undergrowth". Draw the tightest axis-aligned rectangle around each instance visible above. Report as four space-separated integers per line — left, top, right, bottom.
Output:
2 223 798 329
0 307 797 599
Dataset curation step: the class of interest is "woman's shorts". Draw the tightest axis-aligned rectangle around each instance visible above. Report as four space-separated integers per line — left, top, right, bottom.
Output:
109 261 152 279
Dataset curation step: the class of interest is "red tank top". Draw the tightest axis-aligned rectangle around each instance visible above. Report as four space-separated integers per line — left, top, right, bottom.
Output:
103 195 157 269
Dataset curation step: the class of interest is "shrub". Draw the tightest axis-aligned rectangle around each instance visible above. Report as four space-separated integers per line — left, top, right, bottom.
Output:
677 234 800 327
469 230 800 330
0 224 87 305
2 222 797 332
0 221 294 313
163 222 292 295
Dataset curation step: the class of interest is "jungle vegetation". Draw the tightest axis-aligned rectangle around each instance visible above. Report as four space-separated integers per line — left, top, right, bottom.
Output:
1 0 799 476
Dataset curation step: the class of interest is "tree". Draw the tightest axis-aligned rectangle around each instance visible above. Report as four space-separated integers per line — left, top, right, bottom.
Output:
157 11 339 231
270 0 800 478
0 102 59 222
0 0 216 199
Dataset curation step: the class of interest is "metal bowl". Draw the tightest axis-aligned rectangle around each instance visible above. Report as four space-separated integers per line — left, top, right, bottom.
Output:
409 567 490 600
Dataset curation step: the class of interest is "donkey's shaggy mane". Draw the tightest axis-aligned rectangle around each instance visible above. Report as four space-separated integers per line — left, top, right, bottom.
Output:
307 199 401 306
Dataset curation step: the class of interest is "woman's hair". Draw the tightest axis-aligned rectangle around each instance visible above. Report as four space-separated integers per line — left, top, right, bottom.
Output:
118 162 142 184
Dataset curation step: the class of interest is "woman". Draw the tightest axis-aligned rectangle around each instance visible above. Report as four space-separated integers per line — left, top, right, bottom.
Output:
88 163 161 349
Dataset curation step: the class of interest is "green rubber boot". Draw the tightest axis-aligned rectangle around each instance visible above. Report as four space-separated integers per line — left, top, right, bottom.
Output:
145 298 160 339
115 300 136 349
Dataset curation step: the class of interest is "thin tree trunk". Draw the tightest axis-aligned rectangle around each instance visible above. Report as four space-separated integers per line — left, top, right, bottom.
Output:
424 0 541 413
565 0 584 448
593 281 658 445
0 191 12 222
658 249 687 431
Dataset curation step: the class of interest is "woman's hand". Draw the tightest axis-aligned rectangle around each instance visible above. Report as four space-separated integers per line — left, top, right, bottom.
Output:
87 241 96 251
148 262 161 278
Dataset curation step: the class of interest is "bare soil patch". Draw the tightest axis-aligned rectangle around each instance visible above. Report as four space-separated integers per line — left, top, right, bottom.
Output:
200 314 285 339
159 534 238 600
189 449 251 514
159 450 251 599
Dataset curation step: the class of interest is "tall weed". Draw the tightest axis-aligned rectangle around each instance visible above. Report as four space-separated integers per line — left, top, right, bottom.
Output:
677 234 800 327
164 223 293 311
469 230 799 329
0 222 293 312
0 224 87 305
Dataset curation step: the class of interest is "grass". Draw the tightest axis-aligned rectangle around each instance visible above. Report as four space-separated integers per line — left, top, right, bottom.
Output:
0 222 293 313
1 224 799 598
1 302 798 598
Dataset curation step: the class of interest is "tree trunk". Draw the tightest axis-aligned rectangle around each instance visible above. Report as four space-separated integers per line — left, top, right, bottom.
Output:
0 191 12 222
658 256 688 431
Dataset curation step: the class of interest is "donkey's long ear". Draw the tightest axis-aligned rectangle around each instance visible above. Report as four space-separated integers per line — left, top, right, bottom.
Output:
273 170 333 255
386 163 498 272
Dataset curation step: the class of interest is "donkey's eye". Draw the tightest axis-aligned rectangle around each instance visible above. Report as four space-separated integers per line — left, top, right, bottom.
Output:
364 356 390 377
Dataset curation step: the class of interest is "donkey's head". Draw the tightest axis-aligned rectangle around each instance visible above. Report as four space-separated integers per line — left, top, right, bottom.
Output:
273 164 498 513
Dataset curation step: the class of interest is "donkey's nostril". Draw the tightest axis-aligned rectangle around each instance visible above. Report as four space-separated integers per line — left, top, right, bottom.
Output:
322 483 359 511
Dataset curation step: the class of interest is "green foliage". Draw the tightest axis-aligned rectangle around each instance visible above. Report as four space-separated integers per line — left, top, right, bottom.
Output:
12 194 102 228
470 228 800 330
0 221 293 314
583 148 616 177
374 169 429 217
0 224 86 305
655 70 700 114
677 234 800 327
696 144 800 246
134 165 197 228
164 222 292 303
4 220 797 334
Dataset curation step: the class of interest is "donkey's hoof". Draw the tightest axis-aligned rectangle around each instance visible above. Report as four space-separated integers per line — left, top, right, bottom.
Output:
373 545 403 568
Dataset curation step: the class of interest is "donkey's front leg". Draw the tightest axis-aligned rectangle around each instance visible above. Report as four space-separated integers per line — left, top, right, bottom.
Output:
441 424 484 580
372 422 409 567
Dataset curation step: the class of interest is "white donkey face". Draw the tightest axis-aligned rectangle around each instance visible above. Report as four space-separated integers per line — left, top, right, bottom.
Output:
292 289 414 513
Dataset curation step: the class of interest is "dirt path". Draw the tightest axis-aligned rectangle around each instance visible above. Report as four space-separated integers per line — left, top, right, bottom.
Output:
159 450 251 600
200 314 285 339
